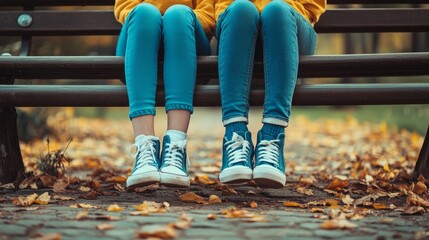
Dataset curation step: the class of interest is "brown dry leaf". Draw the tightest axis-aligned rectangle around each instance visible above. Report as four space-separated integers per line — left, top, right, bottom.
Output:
241 215 267 222
324 199 339 208
341 195 354 206
30 183 38 190
169 221 192 230
207 214 217 220
107 204 124 212
250 201 257 208
0 183 15 190
79 186 91 192
113 183 126 192
53 177 69 193
372 203 390 210
299 176 316 186
193 174 217 185
106 176 126 183
96 223 113 231
413 181 428 195
76 211 89 220
388 192 401 198
207 195 222 204
40 175 56 187
136 225 177 239
52 195 75 201
220 207 256 219
354 194 380 207
134 184 159 193
283 201 306 208
132 201 169 214
216 185 238 195
296 187 314 196
310 208 324 213
179 192 207 204
12 193 38 207
70 203 98 209
400 206 426 215
34 192 51 205
320 219 357 230
326 179 349 191
407 191 429 207
30 233 62 240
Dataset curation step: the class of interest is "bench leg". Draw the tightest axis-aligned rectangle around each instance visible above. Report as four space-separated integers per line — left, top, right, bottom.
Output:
411 125 429 180
0 76 25 184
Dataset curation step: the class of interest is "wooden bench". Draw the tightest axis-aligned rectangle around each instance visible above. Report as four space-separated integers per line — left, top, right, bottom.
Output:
1 0 429 183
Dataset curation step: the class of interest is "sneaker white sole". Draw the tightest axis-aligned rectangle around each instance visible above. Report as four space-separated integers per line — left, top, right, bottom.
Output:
160 172 190 188
253 165 286 188
219 166 252 184
126 171 160 190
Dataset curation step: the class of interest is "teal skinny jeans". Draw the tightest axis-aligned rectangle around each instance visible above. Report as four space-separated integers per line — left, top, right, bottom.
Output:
217 0 317 127
116 3 211 119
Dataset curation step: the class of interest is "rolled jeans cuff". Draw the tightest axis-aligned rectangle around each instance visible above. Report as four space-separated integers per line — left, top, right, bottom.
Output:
165 103 194 114
223 116 248 126
129 109 156 120
262 117 289 127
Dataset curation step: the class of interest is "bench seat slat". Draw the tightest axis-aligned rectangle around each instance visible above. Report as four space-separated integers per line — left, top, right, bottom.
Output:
0 0 428 7
1 84 429 107
1 53 428 79
1 9 429 36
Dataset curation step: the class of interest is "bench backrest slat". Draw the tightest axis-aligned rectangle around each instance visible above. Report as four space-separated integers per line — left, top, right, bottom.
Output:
1 9 428 36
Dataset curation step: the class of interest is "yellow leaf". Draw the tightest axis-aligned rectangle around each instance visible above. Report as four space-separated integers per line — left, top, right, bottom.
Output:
310 208 324 213
326 179 349 191
250 201 257 208
34 192 51 205
79 186 91 192
179 192 207 204
296 187 314 196
413 182 427 195
12 193 38 207
372 203 389 210
207 195 222 204
283 201 306 208
76 211 89 220
207 214 217 220
96 223 113 231
107 204 124 212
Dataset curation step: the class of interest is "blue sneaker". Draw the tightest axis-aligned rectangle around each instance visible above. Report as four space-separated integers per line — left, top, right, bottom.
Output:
160 135 190 187
126 135 161 190
219 131 254 184
253 130 286 188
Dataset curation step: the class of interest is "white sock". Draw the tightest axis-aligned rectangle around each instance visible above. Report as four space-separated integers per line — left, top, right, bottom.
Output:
166 130 187 142
135 134 158 143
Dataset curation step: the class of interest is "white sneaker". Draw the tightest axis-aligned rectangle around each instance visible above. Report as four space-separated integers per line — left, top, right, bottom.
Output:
160 135 190 187
126 135 161 190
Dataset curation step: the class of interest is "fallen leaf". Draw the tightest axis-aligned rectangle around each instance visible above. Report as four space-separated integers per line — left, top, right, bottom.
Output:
1 183 15 190
250 201 257 208
407 191 429 207
53 177 69 193
95 215 120 221
326 179 349 191
296 187 314 196
310 208 324 213
400 206 426 215
34 192 51 205
241 215 267 222
193 174 217 185
207 195 222 204
134 184 159 193
96 223 113 231
30 233 62 240
40 175 56 187
76 211 89 220
324 199 339 208
52 195 75 201
413 181 427 195
12 193 38 207
79 186 91 192
372 203 389 210
113 183 126 192
70 203 98 209
169 221 191 230
136 225 177 239
106 176 126 183
320 219 357 230
132 201 168 214
179 192 206 204
341 195 354 206
107 204 124 212
207 214 217 220
283 201 306 208
354 194 379 207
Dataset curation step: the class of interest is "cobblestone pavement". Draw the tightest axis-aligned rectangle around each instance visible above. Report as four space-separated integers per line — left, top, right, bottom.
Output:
1 188 428 240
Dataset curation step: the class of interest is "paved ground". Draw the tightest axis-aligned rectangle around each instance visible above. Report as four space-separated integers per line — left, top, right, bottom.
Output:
1 186 429 240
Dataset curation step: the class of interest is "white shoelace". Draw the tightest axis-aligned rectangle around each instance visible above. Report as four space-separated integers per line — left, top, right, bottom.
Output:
257 139 280 167
225 132 251 166
129 136 158 169
163 140 188 169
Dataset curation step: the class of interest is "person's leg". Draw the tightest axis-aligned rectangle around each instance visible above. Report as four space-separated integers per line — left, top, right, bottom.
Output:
216 0 259 184
160 4 211 187
116 3 163 189
254 0 317 188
